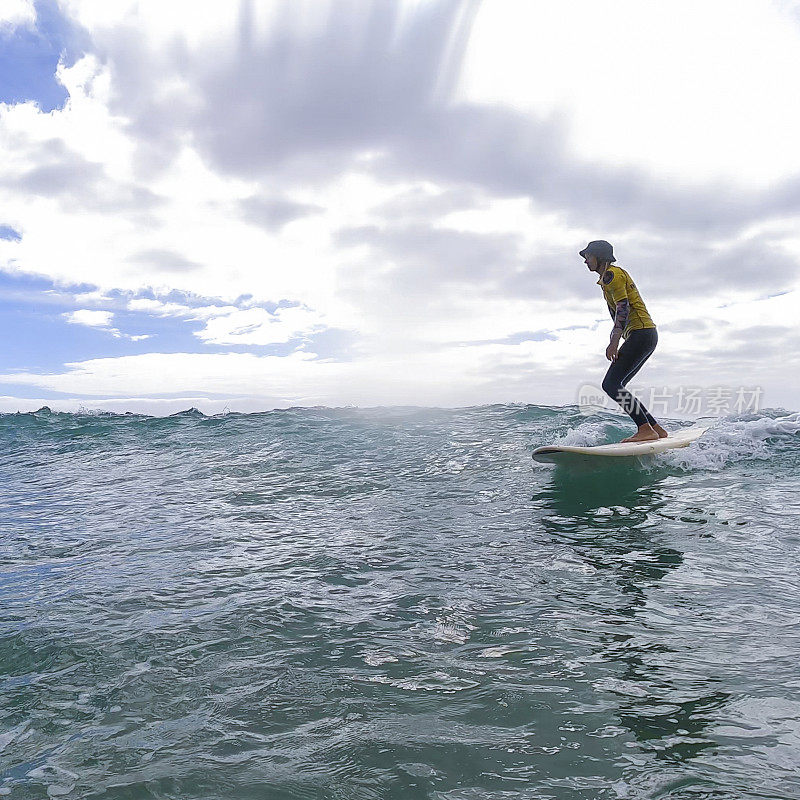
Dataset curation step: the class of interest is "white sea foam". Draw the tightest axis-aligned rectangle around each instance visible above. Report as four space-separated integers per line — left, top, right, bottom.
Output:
660 412 800 472
551 411 799 472
554 418 626 447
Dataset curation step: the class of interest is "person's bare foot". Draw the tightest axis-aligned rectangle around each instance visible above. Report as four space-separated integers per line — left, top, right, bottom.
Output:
652 424 668 439
621 424 660 443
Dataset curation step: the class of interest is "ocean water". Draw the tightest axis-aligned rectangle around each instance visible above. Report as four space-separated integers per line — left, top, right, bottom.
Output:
1 404 799 800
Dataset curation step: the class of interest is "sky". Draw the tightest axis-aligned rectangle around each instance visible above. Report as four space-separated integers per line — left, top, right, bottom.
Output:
1 0 799 415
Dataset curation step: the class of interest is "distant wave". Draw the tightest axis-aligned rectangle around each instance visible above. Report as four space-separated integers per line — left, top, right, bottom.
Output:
2 403 796 476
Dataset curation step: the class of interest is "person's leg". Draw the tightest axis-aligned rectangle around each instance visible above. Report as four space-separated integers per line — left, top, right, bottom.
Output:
615 330 660 427
602 329 658 429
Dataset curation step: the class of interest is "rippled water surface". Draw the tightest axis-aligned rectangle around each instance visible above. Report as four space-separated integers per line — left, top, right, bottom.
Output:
2 405 800 799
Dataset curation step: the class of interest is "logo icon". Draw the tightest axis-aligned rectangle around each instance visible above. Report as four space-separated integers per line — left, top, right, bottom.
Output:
577 383 611 415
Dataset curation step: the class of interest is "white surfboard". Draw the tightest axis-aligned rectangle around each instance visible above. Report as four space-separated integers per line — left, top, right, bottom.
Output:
532 425 710 464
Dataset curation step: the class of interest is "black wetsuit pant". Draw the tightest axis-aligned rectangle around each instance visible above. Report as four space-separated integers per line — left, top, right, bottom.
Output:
602 327 658 428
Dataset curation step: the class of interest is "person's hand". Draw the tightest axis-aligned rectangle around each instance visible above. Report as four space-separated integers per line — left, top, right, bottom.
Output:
606 341 618 362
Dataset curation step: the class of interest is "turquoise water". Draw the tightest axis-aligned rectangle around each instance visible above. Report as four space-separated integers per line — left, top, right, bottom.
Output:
1 404 799 799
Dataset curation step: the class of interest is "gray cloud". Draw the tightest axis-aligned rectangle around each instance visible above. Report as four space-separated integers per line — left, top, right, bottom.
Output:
332 212 799 329
616 233 800 302
386 104 800 240
17 157 104 196
90 1 477 180
336 223 519 281
75 0 800 298
335 220 601 312
4 136 162 212
729 324 796 341
86 0 800 237
335 222 525 312
239 196 322 230
372 186 480 222
131 249 201 273
661 318 716 334
704 336 800 363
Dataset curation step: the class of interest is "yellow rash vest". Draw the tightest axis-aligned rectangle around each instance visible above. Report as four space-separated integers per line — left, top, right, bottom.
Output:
597 265 655 338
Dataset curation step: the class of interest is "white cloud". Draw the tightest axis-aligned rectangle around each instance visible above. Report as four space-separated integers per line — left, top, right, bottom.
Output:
124 297 327 345
3 311 798 411
195 305 325 346
63 309 114 327
459 0 800 188
0 346 549 411
62 308 151 341
125 298 230 318
0 0 34 31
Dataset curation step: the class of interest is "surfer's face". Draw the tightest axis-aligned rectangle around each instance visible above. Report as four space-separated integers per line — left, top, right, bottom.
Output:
584 254 598 272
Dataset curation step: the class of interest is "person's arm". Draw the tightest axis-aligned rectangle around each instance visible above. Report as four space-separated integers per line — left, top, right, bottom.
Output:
612 299 630 338
606 299 629 361
602 270 629 361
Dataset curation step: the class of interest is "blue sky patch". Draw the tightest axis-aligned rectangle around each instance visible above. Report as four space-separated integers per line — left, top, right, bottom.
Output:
0 225 22 241
458 330 557 348
0 272 336 389
0 0 87 111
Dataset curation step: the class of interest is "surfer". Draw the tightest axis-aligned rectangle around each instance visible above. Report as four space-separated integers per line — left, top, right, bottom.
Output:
580 240 668 443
